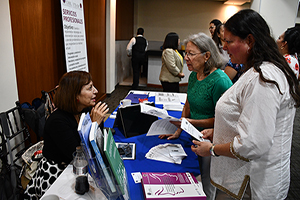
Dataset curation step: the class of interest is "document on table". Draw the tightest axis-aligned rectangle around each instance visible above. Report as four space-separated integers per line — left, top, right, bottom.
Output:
181 118 210 142
145 143 187 164
140 103 181 136
155 92 181 105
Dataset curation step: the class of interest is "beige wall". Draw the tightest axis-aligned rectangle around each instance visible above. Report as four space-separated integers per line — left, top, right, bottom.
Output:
135 0 250 42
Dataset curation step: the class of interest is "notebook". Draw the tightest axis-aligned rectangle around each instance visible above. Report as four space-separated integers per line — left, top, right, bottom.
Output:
113 103 158 138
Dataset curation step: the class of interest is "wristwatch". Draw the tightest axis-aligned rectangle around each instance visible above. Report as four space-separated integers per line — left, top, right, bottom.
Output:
210 144 219 157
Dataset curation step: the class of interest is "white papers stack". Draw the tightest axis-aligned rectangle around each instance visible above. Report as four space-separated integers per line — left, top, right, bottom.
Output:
145 143 187 164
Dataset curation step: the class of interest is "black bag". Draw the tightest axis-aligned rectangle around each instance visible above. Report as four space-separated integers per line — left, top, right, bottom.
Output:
0 162 23 200
20 100 46 138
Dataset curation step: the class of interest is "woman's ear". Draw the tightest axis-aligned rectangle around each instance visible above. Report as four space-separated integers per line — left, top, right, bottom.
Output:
246 34 255 48
205 51 211 60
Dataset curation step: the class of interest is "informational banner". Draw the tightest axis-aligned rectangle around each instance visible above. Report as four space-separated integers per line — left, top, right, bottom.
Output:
60 0 89 72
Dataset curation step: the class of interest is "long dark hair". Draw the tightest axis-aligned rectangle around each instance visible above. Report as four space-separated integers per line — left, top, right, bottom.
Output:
225 9 300 107
163 32 179 50
284 26 300 55
212 24 224 53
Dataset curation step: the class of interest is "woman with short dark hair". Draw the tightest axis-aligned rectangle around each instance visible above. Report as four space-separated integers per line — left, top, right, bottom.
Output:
25 71 109 198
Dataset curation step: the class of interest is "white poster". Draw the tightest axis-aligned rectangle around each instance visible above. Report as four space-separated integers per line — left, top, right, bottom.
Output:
60 0 89 72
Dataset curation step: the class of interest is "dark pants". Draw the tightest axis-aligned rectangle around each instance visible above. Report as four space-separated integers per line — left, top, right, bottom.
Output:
132 58 145 89
161 81 180 93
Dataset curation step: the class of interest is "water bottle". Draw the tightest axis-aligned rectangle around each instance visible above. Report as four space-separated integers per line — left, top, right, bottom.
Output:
73 146 89 195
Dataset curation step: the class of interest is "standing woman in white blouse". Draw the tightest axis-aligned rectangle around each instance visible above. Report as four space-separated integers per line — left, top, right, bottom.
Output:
159 32 185 92
192 9 300 200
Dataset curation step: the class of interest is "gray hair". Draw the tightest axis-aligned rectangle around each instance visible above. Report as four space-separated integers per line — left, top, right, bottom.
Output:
184 32 223 75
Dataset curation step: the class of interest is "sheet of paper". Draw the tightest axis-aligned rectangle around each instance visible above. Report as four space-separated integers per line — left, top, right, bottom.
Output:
146 119 178 136
155 92 181 105
131 172 142 183
163 104 184 111
180 118 205 141
140 103 180 120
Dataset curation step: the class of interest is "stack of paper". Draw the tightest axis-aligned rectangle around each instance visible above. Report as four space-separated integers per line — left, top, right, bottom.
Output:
145 143 187 164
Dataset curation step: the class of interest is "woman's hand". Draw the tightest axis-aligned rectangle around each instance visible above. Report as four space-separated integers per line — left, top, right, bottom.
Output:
191 140 212 157
178 72 185 78
201 128 214 142
158 128 182 140
90 101 109 125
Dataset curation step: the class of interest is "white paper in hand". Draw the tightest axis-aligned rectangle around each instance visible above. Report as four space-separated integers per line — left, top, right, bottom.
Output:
180 118 210 142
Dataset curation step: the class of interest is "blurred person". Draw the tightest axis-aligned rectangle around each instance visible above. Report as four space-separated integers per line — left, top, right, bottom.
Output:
127 27 148 89
159 32 185 92
277 26 300 79
209 19 222 38
159 32 232 200
24 71 109 199
192 9 300 200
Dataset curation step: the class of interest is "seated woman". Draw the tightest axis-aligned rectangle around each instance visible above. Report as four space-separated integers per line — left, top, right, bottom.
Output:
276 26 300 79
24 71 109 199
159 32 232 200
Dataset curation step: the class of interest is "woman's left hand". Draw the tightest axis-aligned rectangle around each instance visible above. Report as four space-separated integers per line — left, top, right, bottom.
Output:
191 140 212 157
90 101 109 125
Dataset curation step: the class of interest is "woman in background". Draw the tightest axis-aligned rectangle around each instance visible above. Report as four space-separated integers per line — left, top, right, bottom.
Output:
159 32 232 200
277 26 300 79
212 23 229 69
25 71 109 199
159 32 185 92
193 9 300 199
209 19 222 38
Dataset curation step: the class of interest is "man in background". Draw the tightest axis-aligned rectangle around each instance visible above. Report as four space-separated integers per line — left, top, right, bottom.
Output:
126 28 148 90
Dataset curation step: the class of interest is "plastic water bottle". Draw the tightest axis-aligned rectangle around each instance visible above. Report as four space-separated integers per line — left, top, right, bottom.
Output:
73 146 89 195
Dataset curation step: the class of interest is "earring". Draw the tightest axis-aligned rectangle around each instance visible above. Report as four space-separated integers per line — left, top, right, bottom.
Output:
281 46 284 50
247 47 250 54
76 99 79 102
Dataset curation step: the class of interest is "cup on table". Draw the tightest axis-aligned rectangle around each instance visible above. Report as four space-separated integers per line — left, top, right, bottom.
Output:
40 194 60 200
120 99 131 108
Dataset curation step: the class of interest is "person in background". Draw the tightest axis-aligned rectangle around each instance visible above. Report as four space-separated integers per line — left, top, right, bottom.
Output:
126 27 148 90
24 71 109 199
212 23 229 69
159 32 232 200
224 60 244 84
209 19 222 38
277 26 300 79
159 32 185 92
193 9 300 200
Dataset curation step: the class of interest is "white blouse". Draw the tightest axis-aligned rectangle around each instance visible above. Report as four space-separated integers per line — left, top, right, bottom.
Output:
211 62 296 200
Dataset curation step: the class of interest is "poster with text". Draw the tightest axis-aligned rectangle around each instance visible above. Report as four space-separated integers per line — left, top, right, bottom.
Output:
61 0 89 72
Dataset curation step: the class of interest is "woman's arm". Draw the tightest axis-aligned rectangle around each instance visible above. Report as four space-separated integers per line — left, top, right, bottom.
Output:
224 66 238 80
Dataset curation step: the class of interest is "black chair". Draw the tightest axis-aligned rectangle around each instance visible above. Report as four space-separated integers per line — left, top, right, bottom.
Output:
0 103 32 200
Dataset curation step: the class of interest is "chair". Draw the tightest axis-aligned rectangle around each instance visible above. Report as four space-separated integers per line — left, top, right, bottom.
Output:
0 103 33 200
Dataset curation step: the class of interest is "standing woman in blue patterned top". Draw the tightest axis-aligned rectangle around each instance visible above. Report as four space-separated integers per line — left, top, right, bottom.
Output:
159 32 232 200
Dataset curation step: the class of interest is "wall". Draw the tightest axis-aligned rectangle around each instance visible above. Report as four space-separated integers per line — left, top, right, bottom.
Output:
0 0 19 112
252 0 299 39
135 0 250 42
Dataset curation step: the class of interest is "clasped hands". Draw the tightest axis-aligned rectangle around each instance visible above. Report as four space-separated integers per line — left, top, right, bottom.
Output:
90 101 109 125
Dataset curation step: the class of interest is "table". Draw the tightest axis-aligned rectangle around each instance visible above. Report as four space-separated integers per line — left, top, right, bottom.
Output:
43 91 201 200
104 91 201 199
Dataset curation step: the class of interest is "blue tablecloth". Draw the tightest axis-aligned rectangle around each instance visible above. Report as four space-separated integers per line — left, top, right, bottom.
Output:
104 96 200 200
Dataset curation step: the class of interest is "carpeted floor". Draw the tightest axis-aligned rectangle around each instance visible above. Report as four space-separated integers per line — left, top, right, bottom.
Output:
103 84 300 200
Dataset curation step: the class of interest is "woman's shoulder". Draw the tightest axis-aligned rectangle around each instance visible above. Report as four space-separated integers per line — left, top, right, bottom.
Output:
46 109 75 124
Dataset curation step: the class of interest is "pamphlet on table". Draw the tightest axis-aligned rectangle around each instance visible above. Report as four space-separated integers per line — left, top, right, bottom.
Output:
145 143 187 164
141 172 206 199
140 103 180 136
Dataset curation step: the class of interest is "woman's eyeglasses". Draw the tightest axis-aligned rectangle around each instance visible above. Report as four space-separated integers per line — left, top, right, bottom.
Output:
184 52 205 59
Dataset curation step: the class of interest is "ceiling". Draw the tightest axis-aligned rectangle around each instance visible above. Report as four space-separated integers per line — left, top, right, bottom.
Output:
211 0 251 6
